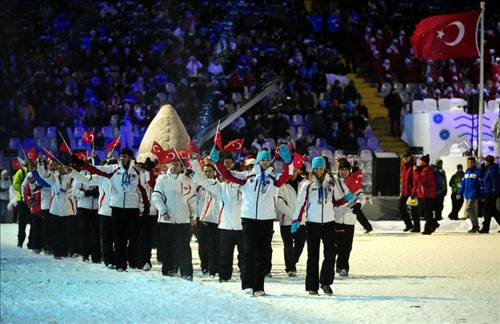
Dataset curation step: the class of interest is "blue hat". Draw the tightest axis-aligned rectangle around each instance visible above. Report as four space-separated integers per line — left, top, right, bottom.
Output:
311 157 326 169
256 150 272 163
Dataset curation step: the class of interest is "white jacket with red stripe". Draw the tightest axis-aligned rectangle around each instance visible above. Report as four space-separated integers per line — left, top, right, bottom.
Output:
152 170 197 224
191 160 242 230
293 174 345 224
37 163 77 217
196 183 221 224
70 171 112 217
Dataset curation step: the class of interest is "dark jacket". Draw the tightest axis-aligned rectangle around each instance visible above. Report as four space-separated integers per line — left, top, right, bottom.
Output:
483 163 500 197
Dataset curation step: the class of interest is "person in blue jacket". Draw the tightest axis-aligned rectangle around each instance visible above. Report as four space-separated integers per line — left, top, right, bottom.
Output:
456 157 484 233
479 156 500 233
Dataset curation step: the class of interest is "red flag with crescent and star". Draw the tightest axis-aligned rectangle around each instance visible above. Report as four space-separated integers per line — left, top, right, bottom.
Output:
411 10 480 60
82 129 95 145
223 139 244 154
344 169 363 195
151 141 178 164
26 147 38 162
106 137 120 152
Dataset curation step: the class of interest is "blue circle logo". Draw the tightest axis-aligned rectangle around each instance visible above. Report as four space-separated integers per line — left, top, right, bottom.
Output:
439 129 450 140
433 113 443 124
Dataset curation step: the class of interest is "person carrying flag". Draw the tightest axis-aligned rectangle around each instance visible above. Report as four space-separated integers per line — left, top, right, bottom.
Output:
211 144 293 296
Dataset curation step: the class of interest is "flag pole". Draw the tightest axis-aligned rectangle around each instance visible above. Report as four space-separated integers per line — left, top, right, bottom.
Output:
477 1 485 158
172 146 187 170
58 131 73 154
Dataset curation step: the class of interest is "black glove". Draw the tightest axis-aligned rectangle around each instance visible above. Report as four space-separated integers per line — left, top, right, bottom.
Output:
89 187 99 198
351 202 361 212
143 206 150 217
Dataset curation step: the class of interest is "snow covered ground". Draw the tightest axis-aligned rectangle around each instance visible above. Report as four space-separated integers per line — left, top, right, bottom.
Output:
1 220 499 324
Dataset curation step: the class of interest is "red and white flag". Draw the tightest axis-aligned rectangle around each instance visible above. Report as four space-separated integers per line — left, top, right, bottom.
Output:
41 147 55 159
106 137 120 152
74 151 87 160
411 10 480 60
214 123 223 151
223 139 244 154
151 141 178 164
292 153 305 170
26 147 38 162
492 63 500 83
344 169 363 195
59 142 72 155
187 140 200 154
82 129 95 145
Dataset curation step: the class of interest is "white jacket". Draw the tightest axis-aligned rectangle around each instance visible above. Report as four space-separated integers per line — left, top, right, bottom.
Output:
37 163 77 217
140 171 158 216
0 178 11 201
90 160 148 209
333 175 365 226
71 171 112 217
293 174 345 224
276 183 298 226
216 162 293 221
191 160 242 230
72 170 99 210
152 171 197 224
196 182 221 224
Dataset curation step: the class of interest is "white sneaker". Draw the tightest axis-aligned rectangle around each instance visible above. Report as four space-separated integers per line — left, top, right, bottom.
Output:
143 263 152 271
243 288 253 295
253 290 266 297
106 264 115 270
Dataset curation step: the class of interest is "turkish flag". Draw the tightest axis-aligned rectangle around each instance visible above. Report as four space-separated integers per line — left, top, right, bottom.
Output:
411 10 480 60
492 63 500 83
344 169 363 195
292 153 305 170
187 140 200 154
151 141 178 164
177 149 191 168
223 139 244 154
214 124 223 151
106 137 120 152
41 147 55 159
74 151 87 160
82 129 95 145
11 159 22 171
26 147 38 162
59 142 72 155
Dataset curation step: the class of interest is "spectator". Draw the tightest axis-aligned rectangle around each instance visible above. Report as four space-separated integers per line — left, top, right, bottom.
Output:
384 88 403 137
448 164 465 220
0 170 12 223
457 157 484 233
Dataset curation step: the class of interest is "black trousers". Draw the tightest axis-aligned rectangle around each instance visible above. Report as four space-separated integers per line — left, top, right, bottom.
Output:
482 196 500 231
354 208 373 231
197 222 220 275
30 214 43 250
111 207 140 270
390 117 401 137
399 195 413 227
280 225 306 272
78 208 101 262
241 219 274 292
100 215 114 267
334 223 355 273
305 221 335 291
17 201 30 247
418 198 436 233
53 216 73 258
158 223 193 277
448 192 464 219
218 229 244 281
433 194 445 220
41 210 52 252
138 214 157 268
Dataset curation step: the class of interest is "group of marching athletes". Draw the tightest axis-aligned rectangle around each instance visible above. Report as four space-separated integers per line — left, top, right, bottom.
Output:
14 143 364 296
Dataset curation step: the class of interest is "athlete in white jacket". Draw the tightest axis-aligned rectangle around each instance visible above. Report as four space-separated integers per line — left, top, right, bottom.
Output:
191 157 244 283
194 162 221 276
276 169 306 277
152 160 197 280
333 158 364 278
37 156 78 259
213 145 293 296
291 157 347 296
73 169 100 263
77 148 150 271
71 159 118 268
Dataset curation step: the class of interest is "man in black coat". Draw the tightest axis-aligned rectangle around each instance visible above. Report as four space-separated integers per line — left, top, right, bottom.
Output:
384 89 403 137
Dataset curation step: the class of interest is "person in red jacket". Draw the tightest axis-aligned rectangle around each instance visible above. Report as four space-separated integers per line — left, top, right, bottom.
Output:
400 153 418 232
412 155 438 235
23 175 43 252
